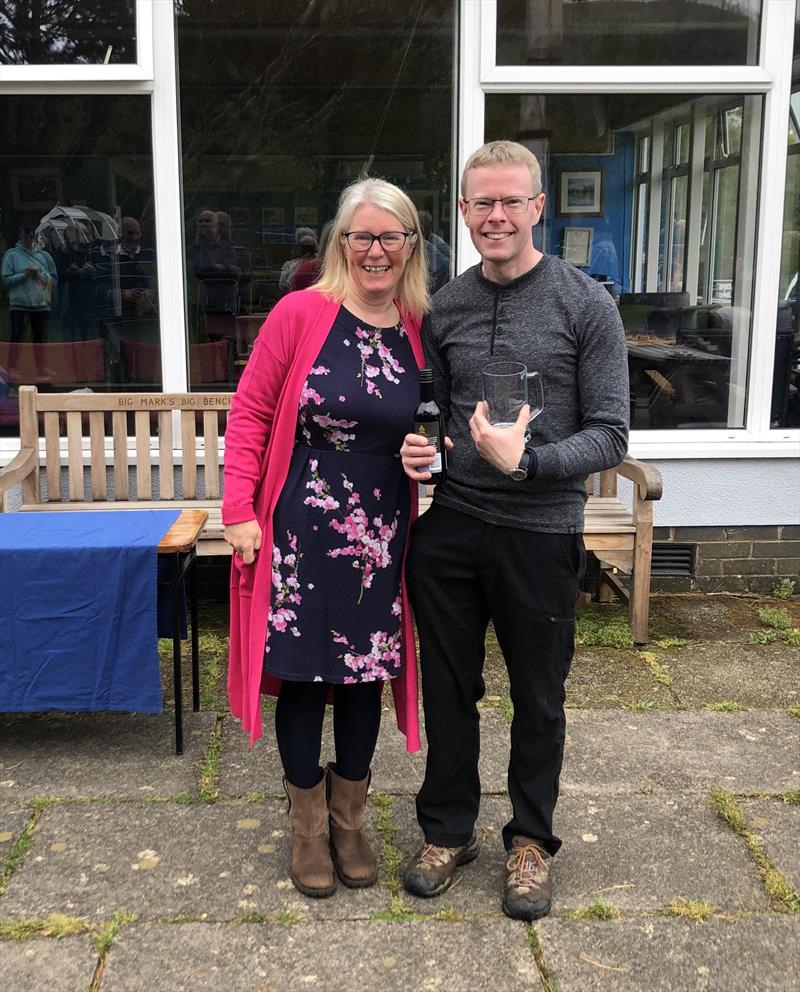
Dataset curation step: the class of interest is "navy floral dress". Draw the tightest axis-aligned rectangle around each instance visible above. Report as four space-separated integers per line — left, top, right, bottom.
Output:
264 306 418 684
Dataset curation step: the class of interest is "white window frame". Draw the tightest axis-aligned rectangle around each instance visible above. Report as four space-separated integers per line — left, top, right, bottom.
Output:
0 0 154 82
458 0 799 459
0 1 188 458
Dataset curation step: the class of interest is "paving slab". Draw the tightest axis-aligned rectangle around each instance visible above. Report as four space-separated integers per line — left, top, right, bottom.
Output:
0 935 98 992
741 797 800 895
0 803 33 875
552 793 769 913
0 713 217 800
654 643 800 709
101 919 539 992
536 916 800 992
219 708 509 798
562 709 800 795
567 649 677 708
0 800 390 923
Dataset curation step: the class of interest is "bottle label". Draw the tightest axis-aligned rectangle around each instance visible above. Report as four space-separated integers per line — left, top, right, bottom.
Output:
414 422 443 473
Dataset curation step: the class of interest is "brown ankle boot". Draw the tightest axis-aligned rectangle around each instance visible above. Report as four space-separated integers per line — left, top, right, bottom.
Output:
326 764 378 888
283 774 336 898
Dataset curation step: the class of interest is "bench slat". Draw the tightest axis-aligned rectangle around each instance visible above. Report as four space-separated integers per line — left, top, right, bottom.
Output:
44 412 60 502
66 411 83 501
204 412 220 499
159 411 174 499
181 411 197 499
89 412 107 500
135 411 152 500
113 412 129 499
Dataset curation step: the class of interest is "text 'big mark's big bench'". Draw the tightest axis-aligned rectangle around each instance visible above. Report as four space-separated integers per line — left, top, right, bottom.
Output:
0 387 662 642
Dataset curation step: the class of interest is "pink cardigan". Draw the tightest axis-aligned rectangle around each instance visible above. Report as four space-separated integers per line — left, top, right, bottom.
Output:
222 289 424 750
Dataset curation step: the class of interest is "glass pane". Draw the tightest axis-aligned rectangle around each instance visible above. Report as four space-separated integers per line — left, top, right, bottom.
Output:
485 91 763 431
176 0 455 393
638 135 650 175
0 95 160 435
676 124 690 166
0 0 136 65
496 0 761 66
772 1 800 428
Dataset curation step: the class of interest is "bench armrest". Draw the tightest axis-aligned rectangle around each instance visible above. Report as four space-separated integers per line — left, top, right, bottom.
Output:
0 447 37 497
617 455 663 501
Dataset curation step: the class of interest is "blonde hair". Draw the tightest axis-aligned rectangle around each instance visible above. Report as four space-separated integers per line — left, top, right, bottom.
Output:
312 178 430 315
461 140 543 198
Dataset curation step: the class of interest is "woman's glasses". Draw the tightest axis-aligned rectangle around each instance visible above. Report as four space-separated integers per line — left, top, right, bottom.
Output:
341 231 417 252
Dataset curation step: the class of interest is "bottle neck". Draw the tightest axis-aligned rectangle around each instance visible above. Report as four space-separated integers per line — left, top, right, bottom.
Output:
419 379 435 402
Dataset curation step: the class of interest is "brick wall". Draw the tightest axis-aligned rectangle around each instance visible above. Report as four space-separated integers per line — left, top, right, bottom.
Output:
650 525 800 594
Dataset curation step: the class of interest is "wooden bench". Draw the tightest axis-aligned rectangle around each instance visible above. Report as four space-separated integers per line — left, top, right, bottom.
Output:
0 387 230 556
0 388 663 642
420 456 663 645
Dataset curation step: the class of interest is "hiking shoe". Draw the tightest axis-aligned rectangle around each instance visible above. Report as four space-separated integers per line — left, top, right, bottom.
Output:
502 836 552 921
402 834 480 898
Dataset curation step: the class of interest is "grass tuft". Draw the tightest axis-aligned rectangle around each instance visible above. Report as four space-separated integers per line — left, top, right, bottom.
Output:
655 636 689 648
778 790 800 806
0 914 91 942
710 788 800 914
757 606 792 631
783 628 800 647
747 629 778 644
639 651 673 686
0 806 45 897
790 706 800 721
624 700 657 711
772 579 796 600
566 899 620 921
92 910 137 957
576 611 633 648
704 701 743 713
526 924 556 992
664 898 718 922
197 715 224 800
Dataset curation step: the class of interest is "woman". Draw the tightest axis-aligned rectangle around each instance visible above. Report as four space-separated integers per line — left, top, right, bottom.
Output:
223 179 429 899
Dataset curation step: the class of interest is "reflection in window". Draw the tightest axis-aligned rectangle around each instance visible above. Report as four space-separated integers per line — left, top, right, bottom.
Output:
0 96 159 435
175 0 455 391
496 0 761 67
0 0 136 65
773 1 800 428
486 91 763 431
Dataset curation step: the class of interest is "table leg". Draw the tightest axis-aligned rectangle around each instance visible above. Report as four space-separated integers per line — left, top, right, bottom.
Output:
190 551 200 712
172 553 183 755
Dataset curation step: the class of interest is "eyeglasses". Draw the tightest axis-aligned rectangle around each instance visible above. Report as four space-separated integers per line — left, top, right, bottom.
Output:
462 196 538 217
341 231 417 252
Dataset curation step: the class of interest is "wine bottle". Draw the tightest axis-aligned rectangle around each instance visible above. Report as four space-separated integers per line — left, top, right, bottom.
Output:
413 368 447 481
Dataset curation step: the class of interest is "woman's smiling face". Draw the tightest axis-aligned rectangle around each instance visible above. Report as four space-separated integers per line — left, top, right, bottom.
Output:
342 204 414 303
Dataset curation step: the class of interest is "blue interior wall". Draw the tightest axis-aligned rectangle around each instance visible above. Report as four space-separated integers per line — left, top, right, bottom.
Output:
545 131 635 292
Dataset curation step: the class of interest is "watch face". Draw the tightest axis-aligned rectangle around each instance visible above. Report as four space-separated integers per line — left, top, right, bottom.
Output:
509 467 527 481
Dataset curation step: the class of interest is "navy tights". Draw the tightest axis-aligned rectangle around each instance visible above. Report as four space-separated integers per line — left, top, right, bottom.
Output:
275 679 383 789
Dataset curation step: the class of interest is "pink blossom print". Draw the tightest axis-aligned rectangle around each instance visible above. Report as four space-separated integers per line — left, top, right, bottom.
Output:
266 531 303 648
330 626 402 681
354 323 406 398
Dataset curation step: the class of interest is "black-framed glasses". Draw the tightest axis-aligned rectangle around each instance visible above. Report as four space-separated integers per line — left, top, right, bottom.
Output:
341 230 417 252
463 195 538 216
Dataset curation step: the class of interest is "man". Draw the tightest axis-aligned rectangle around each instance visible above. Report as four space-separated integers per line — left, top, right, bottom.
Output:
400 141 629 921
187 208 240 328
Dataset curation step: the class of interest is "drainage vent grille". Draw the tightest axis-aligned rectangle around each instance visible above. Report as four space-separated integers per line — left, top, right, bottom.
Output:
651 544 695 576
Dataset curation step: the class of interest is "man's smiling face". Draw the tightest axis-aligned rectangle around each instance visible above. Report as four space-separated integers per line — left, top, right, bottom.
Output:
460 162 545 282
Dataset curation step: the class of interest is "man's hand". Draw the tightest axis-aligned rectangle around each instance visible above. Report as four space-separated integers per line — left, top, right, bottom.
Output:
400 432 453 481
469 401 529 475
224 519 262 565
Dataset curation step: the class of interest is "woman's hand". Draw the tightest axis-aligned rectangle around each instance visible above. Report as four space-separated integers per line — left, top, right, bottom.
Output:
224 520 262 565
469 401 529 475
400 432 453 481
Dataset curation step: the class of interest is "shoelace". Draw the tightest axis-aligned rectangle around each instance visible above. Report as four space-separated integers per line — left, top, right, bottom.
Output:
418 843 458 870
507 844 547 889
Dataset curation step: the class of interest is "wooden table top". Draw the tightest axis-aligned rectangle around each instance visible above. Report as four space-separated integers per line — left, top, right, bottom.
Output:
158 509 209 553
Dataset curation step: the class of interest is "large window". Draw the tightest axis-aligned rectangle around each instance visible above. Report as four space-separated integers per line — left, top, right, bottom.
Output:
486 91 763 431
496 0 762 66
0 1 137 65
176 0 455 391
0 95 160 434
773 2 800 429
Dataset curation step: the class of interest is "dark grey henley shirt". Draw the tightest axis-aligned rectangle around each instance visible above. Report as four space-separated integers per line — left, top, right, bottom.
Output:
424 254 630 533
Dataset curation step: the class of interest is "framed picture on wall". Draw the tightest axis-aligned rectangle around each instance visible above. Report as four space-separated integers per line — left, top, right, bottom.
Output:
562 227 593 267
557 170 604 216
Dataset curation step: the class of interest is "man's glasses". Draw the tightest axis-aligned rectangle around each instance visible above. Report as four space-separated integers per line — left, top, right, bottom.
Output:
341 231 417 252
462 196 538 217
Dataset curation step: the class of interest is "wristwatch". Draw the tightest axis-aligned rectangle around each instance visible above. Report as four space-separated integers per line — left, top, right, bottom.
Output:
508 448 532 482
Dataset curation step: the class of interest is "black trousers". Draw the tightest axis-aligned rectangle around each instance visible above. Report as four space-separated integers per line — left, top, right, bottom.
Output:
407 503 584 856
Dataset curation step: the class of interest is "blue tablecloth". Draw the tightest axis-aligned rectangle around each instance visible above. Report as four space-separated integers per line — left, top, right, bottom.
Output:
0 510 180 714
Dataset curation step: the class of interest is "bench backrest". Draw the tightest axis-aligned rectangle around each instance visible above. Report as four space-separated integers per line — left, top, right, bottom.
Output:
18 386 231 505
